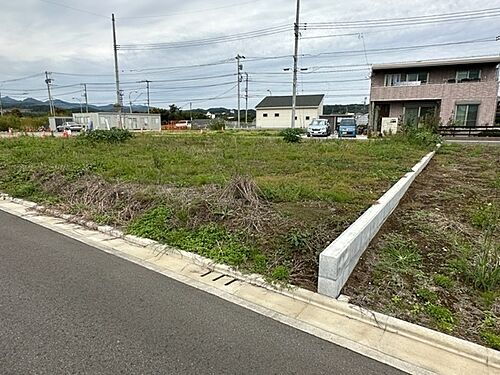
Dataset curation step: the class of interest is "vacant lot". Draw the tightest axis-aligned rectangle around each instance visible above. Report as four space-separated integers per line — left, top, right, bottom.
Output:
344 144 500 349
0 132 430 288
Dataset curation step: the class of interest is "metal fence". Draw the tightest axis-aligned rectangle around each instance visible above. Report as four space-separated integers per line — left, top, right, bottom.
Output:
439 126 500 137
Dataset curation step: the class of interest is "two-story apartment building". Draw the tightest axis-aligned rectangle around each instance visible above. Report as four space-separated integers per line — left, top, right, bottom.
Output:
369 56 500 132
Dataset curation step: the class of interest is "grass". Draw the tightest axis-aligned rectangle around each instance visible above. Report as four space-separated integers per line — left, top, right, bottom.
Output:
344 144 500 349
0 132 430 287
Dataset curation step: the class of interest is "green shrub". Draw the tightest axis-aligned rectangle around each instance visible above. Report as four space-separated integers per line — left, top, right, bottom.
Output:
470 203 498 230
398 116 442 147
433 274 454 289
481 330 500 350
416 288 439 303
449 237 500 292
425 304 455 333
208 118 226 131
128 206 262 268
78 128 133 143
272 265 291 282
0 115 48 131
280 128 303 143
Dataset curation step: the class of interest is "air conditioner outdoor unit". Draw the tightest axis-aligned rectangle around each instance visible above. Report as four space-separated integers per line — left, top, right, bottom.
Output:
381 117 399 135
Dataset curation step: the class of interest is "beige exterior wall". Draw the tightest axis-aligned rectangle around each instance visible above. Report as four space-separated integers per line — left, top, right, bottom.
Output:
256 104 323 128
370 63 499 127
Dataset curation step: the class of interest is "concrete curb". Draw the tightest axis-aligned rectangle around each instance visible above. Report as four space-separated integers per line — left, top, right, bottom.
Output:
1 192 499 375
318 146 440 298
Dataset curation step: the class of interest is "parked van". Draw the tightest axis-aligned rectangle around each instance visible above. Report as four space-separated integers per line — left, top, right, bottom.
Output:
338 119 357 138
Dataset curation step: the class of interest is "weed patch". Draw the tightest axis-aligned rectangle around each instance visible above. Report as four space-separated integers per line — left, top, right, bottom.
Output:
344 144 500 349
377 234 422 275
425 304 455 333
77 128 133 143
0 133 430 288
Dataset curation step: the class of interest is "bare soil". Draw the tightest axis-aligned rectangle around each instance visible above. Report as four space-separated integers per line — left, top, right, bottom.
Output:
344 144 500 349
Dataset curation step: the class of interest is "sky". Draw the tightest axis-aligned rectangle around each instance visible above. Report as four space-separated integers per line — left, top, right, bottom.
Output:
1 0 500 110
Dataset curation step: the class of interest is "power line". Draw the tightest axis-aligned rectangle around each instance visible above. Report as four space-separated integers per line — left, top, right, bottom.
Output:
301 7 500 30
250 78 370 84
0 73 44 84
118 0 265 19
37 0 109 18
118 25 291 50
302 36 498 59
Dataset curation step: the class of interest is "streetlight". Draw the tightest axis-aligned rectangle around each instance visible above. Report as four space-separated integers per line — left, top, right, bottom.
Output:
72 97 83 113
128 90 142 114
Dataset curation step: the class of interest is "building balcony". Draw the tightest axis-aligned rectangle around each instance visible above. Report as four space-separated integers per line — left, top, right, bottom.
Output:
370 81 497 102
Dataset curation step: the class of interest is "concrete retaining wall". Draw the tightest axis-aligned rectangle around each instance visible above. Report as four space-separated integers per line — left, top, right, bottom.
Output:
318 148 439 298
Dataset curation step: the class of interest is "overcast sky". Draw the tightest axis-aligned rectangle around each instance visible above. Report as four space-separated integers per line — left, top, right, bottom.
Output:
1 0 500 109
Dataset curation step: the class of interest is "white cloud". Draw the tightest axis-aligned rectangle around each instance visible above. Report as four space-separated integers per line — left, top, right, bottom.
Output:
1 0 499 108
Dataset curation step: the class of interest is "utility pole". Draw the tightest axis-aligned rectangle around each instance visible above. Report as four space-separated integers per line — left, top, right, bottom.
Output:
140 80 151 114
236 54 245 128
145 80 151 114
244 72 249 125
112 13 123 127
189 102 193 124
291 0 301 128
0 89 3 116
82 83 89 113
45 71 55 116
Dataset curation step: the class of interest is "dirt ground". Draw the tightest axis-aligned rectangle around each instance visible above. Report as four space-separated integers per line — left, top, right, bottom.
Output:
343 144 500 349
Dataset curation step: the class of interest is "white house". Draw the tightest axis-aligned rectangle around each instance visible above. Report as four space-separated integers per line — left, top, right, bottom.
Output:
71 112 161 131
255 94 325 128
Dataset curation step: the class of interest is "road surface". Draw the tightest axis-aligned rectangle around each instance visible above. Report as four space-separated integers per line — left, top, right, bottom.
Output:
0 210 403 374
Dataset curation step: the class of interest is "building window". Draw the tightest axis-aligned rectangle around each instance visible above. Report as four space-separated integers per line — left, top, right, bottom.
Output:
384 72 428 86
406 72 428 84
404 104 437 126
305 116 310 121
455 104 479 127
274 113 280 117
384 74 401 86
263 113 268 118
456 69 481 82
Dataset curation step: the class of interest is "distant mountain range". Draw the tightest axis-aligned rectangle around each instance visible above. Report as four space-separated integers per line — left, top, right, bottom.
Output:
0 96 366 117
0 96 149 113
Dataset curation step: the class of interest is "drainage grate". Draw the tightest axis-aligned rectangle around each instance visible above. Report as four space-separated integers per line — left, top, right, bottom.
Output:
224 279 238 286
212 274 226 282
200 270 212 278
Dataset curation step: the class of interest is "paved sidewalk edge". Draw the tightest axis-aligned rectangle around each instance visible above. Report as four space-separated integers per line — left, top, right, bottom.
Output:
1 194 499 375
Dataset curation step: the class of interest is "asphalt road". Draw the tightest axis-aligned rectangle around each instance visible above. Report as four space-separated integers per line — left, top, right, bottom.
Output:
0 210 404 374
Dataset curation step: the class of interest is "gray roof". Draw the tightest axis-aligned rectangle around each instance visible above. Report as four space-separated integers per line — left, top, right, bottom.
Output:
255 94 324 108
372 56 500 71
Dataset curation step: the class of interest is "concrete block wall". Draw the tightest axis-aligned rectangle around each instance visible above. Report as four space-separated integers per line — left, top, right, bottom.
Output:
318 150 437 298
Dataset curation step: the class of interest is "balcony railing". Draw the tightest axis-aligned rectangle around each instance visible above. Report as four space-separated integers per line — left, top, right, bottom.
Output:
371 80 496 101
